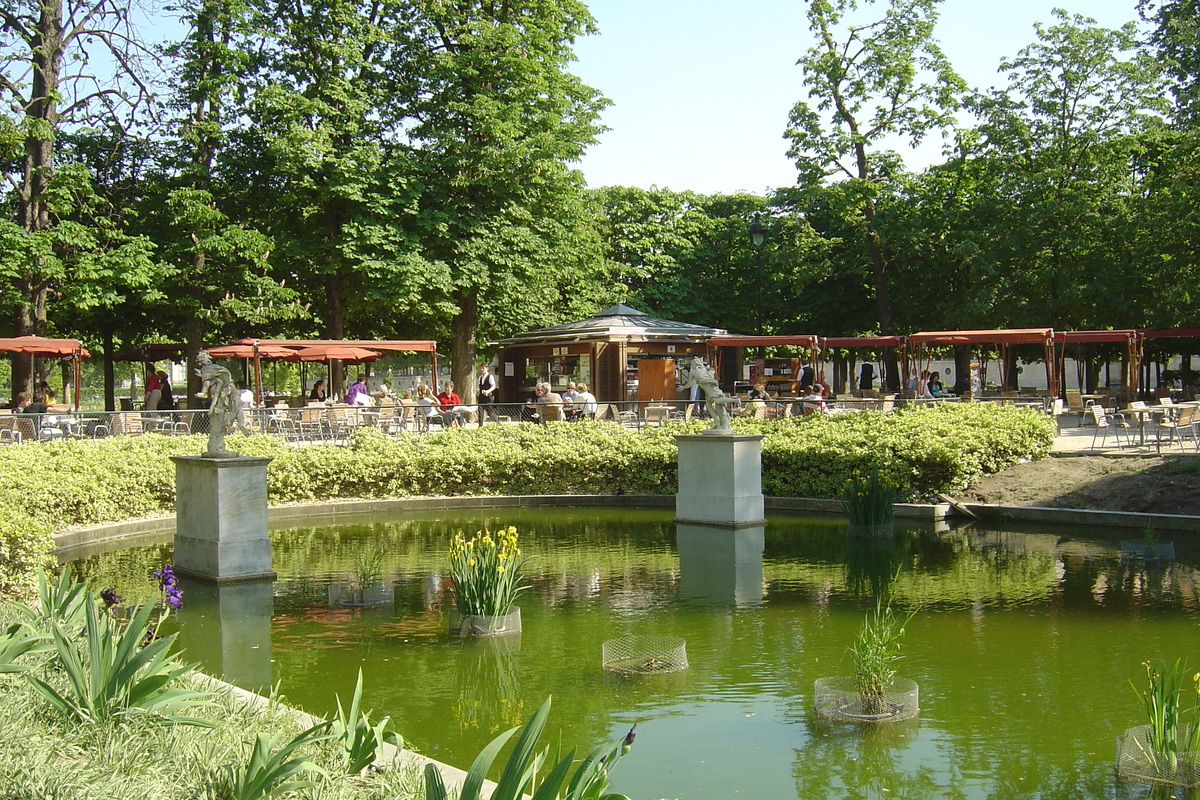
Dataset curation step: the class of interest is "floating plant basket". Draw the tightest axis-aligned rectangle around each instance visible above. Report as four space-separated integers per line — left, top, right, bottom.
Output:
449 607 522 637
602 635 688 675
1120 540 1175 562
327 582 393 608
1116 723 1200 787
814 676 920 723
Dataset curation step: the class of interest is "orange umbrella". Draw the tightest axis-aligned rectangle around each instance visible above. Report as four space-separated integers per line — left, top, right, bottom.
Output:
283 345 383 364
0 336 89 409
206 343 299 359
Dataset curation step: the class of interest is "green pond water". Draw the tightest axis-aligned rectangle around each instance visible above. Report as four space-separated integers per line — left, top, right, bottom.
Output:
69 508 1200 800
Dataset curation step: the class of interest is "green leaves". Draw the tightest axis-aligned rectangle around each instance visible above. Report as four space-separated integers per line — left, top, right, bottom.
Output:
423 697 636 800
211 724 332 800
330 669 401 775
26 594 211 725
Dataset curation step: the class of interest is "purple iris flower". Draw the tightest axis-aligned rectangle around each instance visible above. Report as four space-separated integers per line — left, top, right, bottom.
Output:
100 587 124 608
153 565 183 610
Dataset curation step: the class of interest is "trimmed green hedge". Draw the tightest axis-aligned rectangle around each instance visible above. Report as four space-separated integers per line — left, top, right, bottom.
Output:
0 404 1054 595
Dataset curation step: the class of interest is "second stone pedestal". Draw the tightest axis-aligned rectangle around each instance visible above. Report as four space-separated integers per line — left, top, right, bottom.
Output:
675 433 765 527
172 455 276 583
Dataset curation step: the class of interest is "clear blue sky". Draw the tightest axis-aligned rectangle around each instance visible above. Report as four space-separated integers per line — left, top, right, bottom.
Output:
571 0 1144 195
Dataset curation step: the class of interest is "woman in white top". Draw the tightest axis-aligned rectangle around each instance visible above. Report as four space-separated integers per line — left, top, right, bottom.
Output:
575 382 598 419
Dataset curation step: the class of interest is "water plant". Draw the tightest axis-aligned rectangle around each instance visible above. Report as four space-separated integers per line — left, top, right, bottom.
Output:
850 598 917 715
1129 659 1200 782
446 526 528 617
345 546 386 606
25 576 210 725
331 669 400 775
839 468 899 527
423 696 636 800
210 723 332 800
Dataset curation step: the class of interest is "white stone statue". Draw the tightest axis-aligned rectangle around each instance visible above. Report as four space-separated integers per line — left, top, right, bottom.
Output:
196 350 249 457
682 357 735 434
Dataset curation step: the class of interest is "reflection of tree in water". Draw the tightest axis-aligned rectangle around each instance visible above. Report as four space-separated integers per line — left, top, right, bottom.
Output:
794 720 937 799
451 636 524 735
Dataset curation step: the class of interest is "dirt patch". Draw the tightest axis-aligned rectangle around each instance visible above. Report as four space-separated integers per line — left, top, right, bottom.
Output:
961 455 1200 516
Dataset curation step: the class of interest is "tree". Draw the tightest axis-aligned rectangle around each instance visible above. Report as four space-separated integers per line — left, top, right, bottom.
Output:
965 12 1170 331
1140 0 1200 122
406 0 608 399
155 0 301 406
0 0 156 394
785 0 963 386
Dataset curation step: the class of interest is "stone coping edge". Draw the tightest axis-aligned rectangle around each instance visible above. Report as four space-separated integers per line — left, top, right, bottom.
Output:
189 672 489 798
960 502 1200 533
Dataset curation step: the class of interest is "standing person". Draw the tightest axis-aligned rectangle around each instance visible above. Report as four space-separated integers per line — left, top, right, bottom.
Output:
859 362 875 392
477 363 497 422
157 371 176 411
145 368 162 410
345 375 368 406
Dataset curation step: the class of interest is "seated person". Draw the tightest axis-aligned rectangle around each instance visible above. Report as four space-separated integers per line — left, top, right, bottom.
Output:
800 385 829 414
574 383 598 420
928 371 946 396
418 384 456 427
308 379 328 403
235 380 255 408
437 381 464 425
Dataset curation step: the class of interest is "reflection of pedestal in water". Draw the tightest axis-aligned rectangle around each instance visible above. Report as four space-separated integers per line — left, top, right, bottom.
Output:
171 456 276 582
675 434 765 527
676 523 765 606
178 578 273 692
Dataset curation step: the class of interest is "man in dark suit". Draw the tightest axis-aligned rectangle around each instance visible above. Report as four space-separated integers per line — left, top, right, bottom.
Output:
478 363 497 422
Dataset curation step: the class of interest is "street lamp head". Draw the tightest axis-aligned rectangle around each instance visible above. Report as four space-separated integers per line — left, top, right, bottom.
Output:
748 212 767 247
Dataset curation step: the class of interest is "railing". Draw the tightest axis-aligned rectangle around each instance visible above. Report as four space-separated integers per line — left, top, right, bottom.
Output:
0 392 1055 447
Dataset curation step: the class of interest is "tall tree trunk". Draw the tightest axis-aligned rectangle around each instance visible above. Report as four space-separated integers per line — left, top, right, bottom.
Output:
451 290 478 403
186 277 207 409
325 271 346 394
103 326 116 411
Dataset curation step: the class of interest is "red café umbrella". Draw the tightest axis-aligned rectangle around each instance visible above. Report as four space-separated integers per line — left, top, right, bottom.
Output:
205 343 299 359
283 345 384 364
0 336 89 409
207 343 303 403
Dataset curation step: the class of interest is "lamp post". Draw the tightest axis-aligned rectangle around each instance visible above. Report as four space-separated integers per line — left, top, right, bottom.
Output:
748 212 768 358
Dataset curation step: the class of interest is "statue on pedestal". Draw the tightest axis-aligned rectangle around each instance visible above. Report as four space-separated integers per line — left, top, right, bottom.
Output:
682 357 735 434
196 351 249 457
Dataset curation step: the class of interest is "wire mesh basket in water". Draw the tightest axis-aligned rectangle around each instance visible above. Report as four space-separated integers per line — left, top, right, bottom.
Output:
1117 724 1200 787
602 635 688 675
814 676 919 723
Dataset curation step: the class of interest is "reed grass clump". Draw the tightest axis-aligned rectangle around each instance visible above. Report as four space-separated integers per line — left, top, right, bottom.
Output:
839 468 899 527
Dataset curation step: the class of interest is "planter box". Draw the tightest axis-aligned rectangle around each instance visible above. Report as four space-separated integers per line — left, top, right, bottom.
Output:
449 607 522 637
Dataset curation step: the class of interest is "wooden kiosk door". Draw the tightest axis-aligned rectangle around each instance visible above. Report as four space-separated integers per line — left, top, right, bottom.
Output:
637 359 675 403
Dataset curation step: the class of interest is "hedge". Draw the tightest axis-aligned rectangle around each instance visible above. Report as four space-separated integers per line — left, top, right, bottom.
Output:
0 404 1055 595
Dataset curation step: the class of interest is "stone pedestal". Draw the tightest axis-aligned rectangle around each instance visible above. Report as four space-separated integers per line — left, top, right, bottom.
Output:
178 578 274 691
675 433 765 527
676 523 765 607
172 455 275 583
